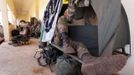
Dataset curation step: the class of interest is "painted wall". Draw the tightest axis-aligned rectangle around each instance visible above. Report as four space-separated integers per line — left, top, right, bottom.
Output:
17 14 30 21
28 0 49 21
121 0 134 52
0 0 10 41
38 0 49 20
28 0 36 20
6 0 17 18
10 0 49 21
6 0 17 39
119 1 134 75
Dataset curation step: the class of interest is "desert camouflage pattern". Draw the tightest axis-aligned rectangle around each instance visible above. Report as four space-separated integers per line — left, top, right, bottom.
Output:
82 54 127 75
55 0 128 75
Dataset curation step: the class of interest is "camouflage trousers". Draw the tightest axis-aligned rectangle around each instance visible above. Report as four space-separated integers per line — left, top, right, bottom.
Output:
82 53 127 75
56 16 127 75
58 37 127 75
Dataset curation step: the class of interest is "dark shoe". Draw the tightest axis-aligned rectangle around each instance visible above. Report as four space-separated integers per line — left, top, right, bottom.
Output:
8 42 14 45
13 43 22 47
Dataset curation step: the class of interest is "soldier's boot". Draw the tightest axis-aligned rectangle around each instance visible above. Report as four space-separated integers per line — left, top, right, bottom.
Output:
81 54 128 75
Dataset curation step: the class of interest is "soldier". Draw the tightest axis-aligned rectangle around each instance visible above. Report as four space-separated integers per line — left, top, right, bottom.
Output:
55 0 128 75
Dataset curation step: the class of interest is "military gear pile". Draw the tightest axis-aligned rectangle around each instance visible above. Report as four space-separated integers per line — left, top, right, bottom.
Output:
37 44 63 71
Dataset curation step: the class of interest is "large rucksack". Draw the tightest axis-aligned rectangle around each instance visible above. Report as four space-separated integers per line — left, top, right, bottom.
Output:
56 55 82 75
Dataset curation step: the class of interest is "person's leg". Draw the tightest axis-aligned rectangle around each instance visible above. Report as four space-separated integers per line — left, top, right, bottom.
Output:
76 42 90 59
21 36 28 42
11 35 20 43
62 39 76 54
13 35 23 45
81 54 127 75
74 41 127 75
57 17 76 54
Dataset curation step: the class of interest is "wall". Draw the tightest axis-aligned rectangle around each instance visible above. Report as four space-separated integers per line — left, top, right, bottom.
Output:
11 0 49 21
28 0 36 20
28 0 49 21
38 0 49 20
6 0 17 18
17 14 30 21
0 0 10 41
121 0 134 53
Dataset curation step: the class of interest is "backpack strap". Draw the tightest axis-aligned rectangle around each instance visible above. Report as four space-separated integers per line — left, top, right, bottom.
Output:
49 42 85 64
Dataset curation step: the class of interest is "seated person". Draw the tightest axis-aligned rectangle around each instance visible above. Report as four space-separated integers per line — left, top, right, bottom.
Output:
11 26 20 37
0 33 4 44
10 20 30 46
0 25 4 44
55 0 127 75
30 17 41 38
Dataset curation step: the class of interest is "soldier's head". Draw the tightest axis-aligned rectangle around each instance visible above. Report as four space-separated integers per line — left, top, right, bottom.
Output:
64 0 76 22
19 20 27 27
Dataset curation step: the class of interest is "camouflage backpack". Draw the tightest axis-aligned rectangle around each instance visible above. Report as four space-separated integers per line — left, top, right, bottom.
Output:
56 55 82 75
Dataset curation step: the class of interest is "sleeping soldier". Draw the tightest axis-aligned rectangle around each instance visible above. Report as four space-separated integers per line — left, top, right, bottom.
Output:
54 0 128 75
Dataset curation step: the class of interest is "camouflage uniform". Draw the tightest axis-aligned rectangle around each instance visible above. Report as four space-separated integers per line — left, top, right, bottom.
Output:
55 15 127 75
81 54 127 75
55 0 127 75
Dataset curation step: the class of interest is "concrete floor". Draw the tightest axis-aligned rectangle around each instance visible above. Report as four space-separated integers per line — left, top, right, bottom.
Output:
0 39 133 75
0 39 55 75
119 50 134 75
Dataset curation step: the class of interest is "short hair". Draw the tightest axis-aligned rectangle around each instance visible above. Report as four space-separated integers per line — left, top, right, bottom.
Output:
30 17 38 25
20 20 26 23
